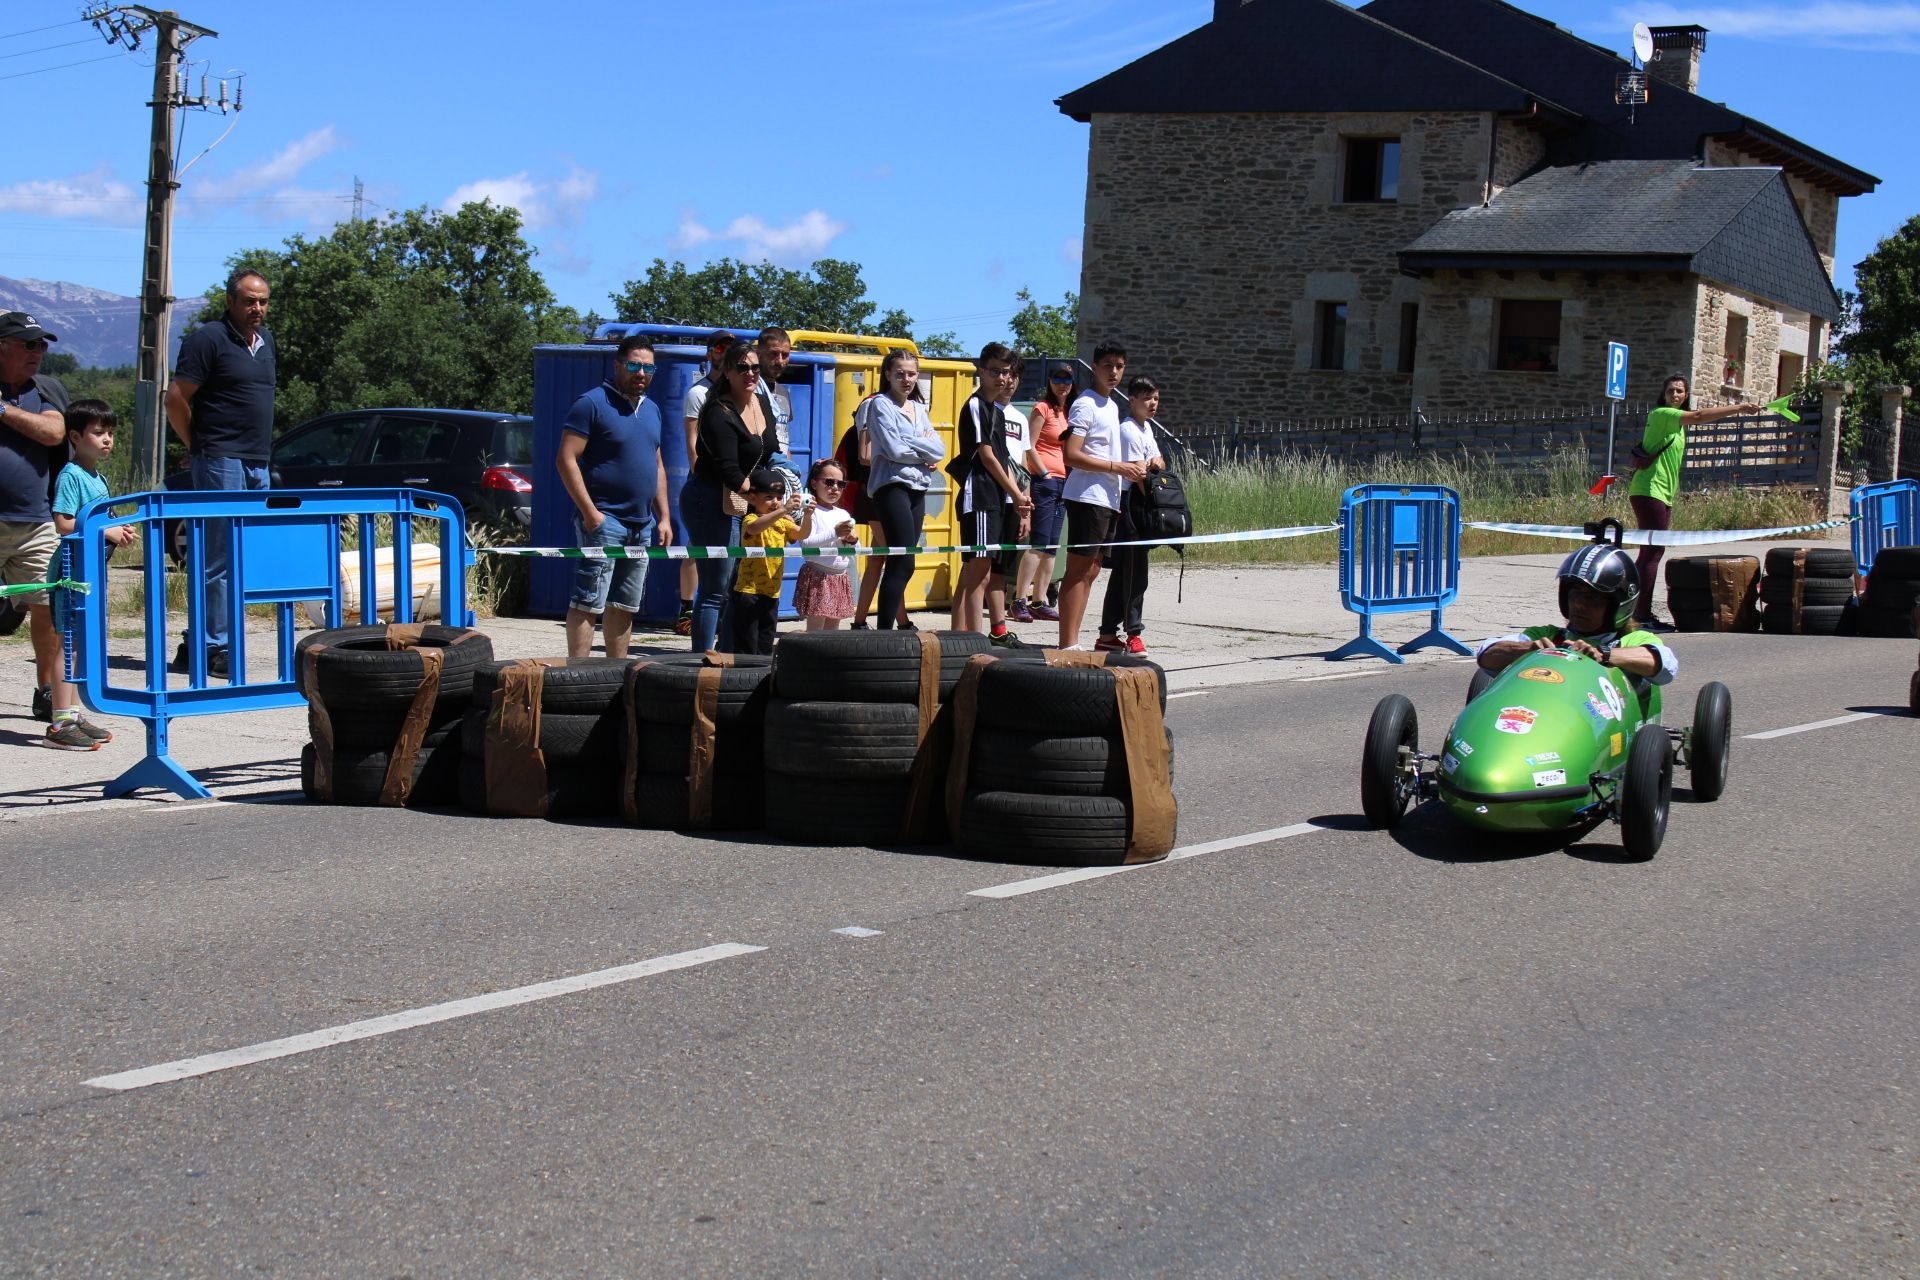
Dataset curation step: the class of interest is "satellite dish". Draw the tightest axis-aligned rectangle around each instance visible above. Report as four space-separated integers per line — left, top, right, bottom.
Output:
1632 22 1654 64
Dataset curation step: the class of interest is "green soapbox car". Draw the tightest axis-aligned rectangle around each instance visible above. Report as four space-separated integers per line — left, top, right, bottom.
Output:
1359 636 1732 861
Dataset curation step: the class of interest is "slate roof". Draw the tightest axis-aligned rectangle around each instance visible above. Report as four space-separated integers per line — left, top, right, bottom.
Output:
1054 0 1577 122
1399 160 1843 319
1359 0 1877 195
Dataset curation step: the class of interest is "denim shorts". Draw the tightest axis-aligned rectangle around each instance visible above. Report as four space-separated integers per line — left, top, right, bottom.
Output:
1029 474 1067 548
570 510 655 614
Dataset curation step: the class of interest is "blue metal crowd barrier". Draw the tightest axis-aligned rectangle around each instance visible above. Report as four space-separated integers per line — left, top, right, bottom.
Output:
60 487 473 801
1850 479 1919 579
1330 483 1472 664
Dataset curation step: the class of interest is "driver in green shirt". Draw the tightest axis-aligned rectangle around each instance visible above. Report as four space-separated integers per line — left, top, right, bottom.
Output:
1478 542 1678 693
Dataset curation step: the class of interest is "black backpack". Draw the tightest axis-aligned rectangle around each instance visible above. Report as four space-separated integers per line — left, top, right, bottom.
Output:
1126 470 1192 545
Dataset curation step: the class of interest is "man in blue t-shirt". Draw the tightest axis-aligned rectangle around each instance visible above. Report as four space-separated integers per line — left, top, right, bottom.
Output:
0 311 70 723
165 269 276 679
557 333 672 658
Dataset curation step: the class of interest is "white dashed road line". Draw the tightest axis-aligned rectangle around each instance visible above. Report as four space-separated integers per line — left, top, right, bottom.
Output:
1744 711 1893 741
1166 691 1211 700
85 943 766 1092
969 821 1329 899
831 927 884 938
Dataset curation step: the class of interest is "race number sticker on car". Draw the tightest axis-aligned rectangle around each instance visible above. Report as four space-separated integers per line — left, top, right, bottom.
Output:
1495 706 1537 735
1517 667 1565 684
1531 769 1568 787
1442 752 1460 774
1596 678 1626 721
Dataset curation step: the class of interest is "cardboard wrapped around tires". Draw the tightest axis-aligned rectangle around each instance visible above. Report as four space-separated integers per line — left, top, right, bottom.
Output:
302 622 467 806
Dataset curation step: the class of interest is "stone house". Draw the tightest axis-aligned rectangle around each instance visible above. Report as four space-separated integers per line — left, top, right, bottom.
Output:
1057 0 1878 427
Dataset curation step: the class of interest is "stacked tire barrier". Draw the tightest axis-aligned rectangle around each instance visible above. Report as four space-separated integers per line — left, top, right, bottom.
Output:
1665 556 1760 633
1857 547 1920 639
296 624 494 806
458 657 632 819
623 654 773 830
1758 547 1855 636
763 630 995 847
949 654 1177 866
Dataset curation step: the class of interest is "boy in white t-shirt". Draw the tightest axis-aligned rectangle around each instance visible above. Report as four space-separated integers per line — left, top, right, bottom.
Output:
1094 376 1165 655
1056 343 1148 649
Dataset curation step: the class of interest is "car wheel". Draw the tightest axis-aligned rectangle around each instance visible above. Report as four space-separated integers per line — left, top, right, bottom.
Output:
1361 694 1418 829
166 518 186 566
1619 724 1673 860
1689 681 1732 802
1465 665 1495 706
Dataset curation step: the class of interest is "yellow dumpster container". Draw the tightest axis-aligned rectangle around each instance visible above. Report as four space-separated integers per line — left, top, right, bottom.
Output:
794 332 977 616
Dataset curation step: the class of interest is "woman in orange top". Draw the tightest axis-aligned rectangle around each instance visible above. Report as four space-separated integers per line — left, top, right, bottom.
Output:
1011 362 1075 622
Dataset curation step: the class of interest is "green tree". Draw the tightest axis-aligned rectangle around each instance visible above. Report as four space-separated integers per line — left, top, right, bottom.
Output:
608 257 958 353
1839 213 1920 396
198 201 582 428
1007 287 1079 358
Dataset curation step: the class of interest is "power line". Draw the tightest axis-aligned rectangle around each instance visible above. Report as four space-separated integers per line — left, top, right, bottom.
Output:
0 18 88 41
0 50 130 81
0 35 99 61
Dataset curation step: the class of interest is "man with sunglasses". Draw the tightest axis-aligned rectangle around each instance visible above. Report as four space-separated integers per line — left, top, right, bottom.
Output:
0 312 70 725
556 333 672 658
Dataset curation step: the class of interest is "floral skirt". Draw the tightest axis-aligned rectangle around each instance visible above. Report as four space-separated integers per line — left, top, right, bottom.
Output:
793 565 854 619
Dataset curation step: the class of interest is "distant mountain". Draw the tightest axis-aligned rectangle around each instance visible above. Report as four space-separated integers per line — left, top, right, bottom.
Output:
0 278 202 370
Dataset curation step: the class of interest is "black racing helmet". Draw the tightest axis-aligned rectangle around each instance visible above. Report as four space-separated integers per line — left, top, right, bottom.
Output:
1557 521 1639 632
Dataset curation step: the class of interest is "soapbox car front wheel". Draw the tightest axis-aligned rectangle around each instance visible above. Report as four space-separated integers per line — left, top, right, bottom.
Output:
1689 681 1732 802
1620 724 1673 860
1361 694 1420 829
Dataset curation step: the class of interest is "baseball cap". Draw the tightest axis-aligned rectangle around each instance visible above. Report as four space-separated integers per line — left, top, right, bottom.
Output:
0 312 58 343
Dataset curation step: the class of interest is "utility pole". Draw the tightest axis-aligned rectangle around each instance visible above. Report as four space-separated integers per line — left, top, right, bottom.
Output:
86 6 223 490
352 177 365 223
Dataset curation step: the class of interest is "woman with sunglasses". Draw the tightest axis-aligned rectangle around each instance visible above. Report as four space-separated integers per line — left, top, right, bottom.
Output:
1011 363 1076 622
791 459 859 630
682 339 781 652
860 349 944 630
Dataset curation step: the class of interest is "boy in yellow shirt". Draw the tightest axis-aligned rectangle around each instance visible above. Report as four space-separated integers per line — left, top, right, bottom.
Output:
732 467 799 655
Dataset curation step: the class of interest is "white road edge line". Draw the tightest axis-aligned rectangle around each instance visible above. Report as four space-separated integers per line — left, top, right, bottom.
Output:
84 942 766 1092
1296 671 1374 682
1744 711 1886 741
970 822 1327 899
1166 691 1211 700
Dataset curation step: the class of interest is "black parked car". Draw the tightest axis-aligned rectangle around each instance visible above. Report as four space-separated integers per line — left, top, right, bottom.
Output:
164 408 533 562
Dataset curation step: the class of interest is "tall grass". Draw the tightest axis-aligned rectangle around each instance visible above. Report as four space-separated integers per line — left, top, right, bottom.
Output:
1175 449 1826 564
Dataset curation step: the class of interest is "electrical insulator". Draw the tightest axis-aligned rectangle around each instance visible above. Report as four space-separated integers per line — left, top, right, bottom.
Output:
218 79 228 108
233 80 244 109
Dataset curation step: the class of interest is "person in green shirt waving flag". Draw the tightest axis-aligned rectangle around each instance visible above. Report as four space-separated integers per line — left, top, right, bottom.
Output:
1626 374 1757 629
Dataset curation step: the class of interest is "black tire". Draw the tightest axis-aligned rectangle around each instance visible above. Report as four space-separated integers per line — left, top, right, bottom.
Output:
1764 546 1856 578
968 726 1176 798
300 726 459 807
1760 576 1854 606
763 770 913 845
1909 669 1919 717
470 656 633 716
955 790 1132 866
762 700 925 779
1664 555 1757 592
1862 573 1920 614
1465 665 1496 706
634 725 765 777
458 707 624 763
1864 545 1920 580
1689 681 1732 802
1855 602 1917 639
972 660 1167 735
1670 608 1718 633
456 756 623 819
1619 725 1673 861
1361 694 1418 829
771 629 993 703
296 625 494 749
629 770 767 831
625 657 773 728
1760 602 1846 635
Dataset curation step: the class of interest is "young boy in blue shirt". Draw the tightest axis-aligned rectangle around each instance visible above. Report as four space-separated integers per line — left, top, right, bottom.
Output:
42 399 134 750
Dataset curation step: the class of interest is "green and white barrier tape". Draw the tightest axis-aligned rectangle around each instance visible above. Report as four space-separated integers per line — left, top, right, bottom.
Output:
475 523 1343 560
1465 516 1855 546
1 579 90 599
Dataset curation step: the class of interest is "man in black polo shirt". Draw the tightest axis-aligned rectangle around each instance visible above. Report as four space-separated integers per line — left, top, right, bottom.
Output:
165 270 276 678
0 312 70 721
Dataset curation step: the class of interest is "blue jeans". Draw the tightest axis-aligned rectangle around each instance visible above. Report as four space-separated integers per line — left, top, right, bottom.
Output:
190 454 270 652
570 511 655 614
679 474 740 653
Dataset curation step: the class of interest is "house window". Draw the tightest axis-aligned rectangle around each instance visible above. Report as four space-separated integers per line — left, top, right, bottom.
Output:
1314 302 1348 371
1342 137 1400 203
1776 351 1804 398
1495 300 1561 372
1723 312 1749 386
1397 303 1419 374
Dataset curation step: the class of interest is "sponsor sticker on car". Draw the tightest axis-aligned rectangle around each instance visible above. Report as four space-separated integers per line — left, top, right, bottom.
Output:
1442 752 1460 774
1454 739 1474 756
1610 731 1624 757
1532 769 1568 787
1525 752 1561 767
1495 706 1537 735
1517 667 1565 684
1585 692 1619 725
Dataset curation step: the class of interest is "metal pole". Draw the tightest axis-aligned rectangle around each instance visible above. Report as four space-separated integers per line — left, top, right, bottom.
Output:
132 13 180 492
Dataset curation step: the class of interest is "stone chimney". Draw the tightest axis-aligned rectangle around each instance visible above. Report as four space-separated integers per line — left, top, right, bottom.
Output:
1647 25 1708 95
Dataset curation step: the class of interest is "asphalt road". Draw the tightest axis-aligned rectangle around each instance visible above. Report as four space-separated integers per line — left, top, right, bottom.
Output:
2 633 1915 1277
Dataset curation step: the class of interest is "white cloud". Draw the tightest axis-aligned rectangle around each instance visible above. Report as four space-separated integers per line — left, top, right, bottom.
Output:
445 163 598 231
184 127 348 227
0 165 141 224
1617 4 1920 51
1061 235 1083 266
672 209 849 265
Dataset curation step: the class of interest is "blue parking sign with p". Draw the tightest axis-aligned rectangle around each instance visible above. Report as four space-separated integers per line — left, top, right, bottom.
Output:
1606 341 1629 401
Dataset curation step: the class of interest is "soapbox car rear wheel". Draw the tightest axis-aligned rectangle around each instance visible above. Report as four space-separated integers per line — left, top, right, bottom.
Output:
1361 694 1419 829
1620 724 1673 860
1689 681 1732 802
1465 665 1495 705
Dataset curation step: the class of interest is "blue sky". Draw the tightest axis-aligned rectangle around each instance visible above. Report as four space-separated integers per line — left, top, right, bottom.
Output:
2 0 1913 356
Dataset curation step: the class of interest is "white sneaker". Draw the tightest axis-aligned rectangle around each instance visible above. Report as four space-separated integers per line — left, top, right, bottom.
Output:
1055 643 1088 651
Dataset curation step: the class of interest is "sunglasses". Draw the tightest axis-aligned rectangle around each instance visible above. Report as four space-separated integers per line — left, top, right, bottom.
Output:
815 478 847 488
623 361 656 374
734 365 761 376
